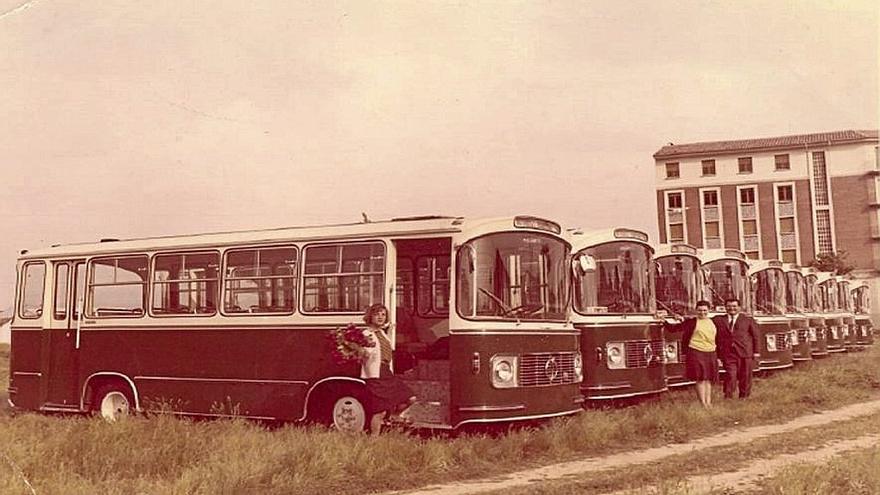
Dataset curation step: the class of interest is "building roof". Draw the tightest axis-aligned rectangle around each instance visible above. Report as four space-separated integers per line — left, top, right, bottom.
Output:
653 129 878 160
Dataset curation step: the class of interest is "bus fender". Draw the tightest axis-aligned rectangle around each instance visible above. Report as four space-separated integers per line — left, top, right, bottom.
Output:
81 372 142 412
299 376 366 422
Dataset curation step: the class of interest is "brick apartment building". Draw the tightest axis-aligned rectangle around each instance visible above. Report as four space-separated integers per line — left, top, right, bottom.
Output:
654 129 880 318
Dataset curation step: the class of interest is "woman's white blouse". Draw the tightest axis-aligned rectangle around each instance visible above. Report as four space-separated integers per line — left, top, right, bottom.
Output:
360 328 382 379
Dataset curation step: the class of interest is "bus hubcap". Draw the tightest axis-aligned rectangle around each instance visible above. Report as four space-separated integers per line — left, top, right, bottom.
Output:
332 396 365 432
100 392 130 421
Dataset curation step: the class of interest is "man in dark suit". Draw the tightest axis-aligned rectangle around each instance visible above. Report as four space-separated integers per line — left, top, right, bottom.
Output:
712 298 761 399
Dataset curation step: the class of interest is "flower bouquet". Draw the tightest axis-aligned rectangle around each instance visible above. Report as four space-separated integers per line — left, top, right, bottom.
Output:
327 323 375 365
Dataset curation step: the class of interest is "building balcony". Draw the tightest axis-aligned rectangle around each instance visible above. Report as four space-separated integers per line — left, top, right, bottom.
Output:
703 206 719 222
778 201 795 217
780 232 797 249
704 237 722 249
743 235 760 251
740 204 756 220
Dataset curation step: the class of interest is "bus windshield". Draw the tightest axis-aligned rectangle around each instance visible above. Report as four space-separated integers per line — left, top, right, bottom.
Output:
456 232 569 321
820 281 838 311
785 272 805 313
837 282 852 312
655 255 701 317
753 268 786 315
702 259 751 312
572 242 655 315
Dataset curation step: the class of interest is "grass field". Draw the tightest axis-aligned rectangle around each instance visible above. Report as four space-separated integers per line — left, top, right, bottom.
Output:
0 344 878 494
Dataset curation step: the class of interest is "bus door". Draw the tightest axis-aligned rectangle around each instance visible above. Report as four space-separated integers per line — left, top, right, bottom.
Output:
42 260 85 409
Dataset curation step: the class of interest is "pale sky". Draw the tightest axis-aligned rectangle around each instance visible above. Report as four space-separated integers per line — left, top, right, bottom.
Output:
0 0 877 309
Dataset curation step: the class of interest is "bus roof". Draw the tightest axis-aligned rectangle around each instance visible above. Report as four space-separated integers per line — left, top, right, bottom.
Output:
18 215 564 260
800 266 817 278
698 248 747 265
782 263 803 274
654 242 699 259
747 259 784 275
816 272 836 284
567 227 651 251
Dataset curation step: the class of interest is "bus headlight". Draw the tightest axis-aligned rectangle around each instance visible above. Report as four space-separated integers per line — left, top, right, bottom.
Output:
573 353 583 382
766 334 777 352
606 343 625 369
490 355 518 388
664 342 679 363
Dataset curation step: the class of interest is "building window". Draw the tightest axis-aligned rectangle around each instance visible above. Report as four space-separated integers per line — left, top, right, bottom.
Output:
815 210 834 254
740 188 755 204
781 249 797 263
703 190 718 206
667 192 683 209
777 185 793 202
669 224 685 242
666 162 680 179
701 159 716 176
812 152 829 205
775 154 790 170
742 220 758 235
705 222 720 238
738 157 753 173
745 251 760 260
779 217 796 234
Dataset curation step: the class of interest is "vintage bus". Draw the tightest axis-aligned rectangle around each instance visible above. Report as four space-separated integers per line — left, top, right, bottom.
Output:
816 272 845 353
653 243 701 388
8 215 584 430
836 276 859 350
782 264 811 362
747 260 794 371
801 267 829 358
851 281 875 346
698 248 758 373
567 228 665 400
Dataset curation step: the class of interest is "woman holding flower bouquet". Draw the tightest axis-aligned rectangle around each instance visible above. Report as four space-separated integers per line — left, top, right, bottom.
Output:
360 303 417 435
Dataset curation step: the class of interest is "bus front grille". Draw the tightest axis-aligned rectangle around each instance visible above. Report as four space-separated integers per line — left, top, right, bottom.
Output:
624 340 665 368
518 352 579 387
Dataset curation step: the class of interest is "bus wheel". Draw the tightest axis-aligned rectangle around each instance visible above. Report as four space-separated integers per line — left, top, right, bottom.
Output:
93 384 133 422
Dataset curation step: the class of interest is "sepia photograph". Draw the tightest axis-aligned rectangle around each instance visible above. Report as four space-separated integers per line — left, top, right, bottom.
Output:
0 1 877 493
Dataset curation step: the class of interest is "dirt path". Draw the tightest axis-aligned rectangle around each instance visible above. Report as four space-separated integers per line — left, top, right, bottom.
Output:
386 399 880 495
611 433 880 494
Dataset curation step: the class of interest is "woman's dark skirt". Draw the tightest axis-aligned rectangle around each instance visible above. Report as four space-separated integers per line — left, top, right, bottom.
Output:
365 363 414 416
685 348 719 382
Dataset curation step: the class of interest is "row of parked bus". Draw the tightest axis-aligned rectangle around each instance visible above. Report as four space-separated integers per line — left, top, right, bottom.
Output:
6 215 875 432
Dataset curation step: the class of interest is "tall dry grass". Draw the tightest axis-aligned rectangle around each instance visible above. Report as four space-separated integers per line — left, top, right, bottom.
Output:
0 345 878 494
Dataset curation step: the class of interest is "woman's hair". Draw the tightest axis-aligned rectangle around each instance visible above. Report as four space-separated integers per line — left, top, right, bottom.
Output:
695 300 711 309
363 303 389 326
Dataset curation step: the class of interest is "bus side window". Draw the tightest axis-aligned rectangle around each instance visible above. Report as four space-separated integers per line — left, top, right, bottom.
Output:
87 256 149 318
303 242 384 313
153 252 220 316
54 263 69 320
19 262 46 319
223 246 297 315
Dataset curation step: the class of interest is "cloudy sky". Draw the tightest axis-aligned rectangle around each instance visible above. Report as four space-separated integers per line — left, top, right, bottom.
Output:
0 0 876 308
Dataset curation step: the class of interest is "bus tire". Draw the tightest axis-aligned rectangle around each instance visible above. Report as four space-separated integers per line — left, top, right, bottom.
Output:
312 386 369 433
92 383 134 422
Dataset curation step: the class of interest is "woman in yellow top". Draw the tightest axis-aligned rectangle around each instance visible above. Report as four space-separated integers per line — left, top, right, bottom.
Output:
670 300 719 408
